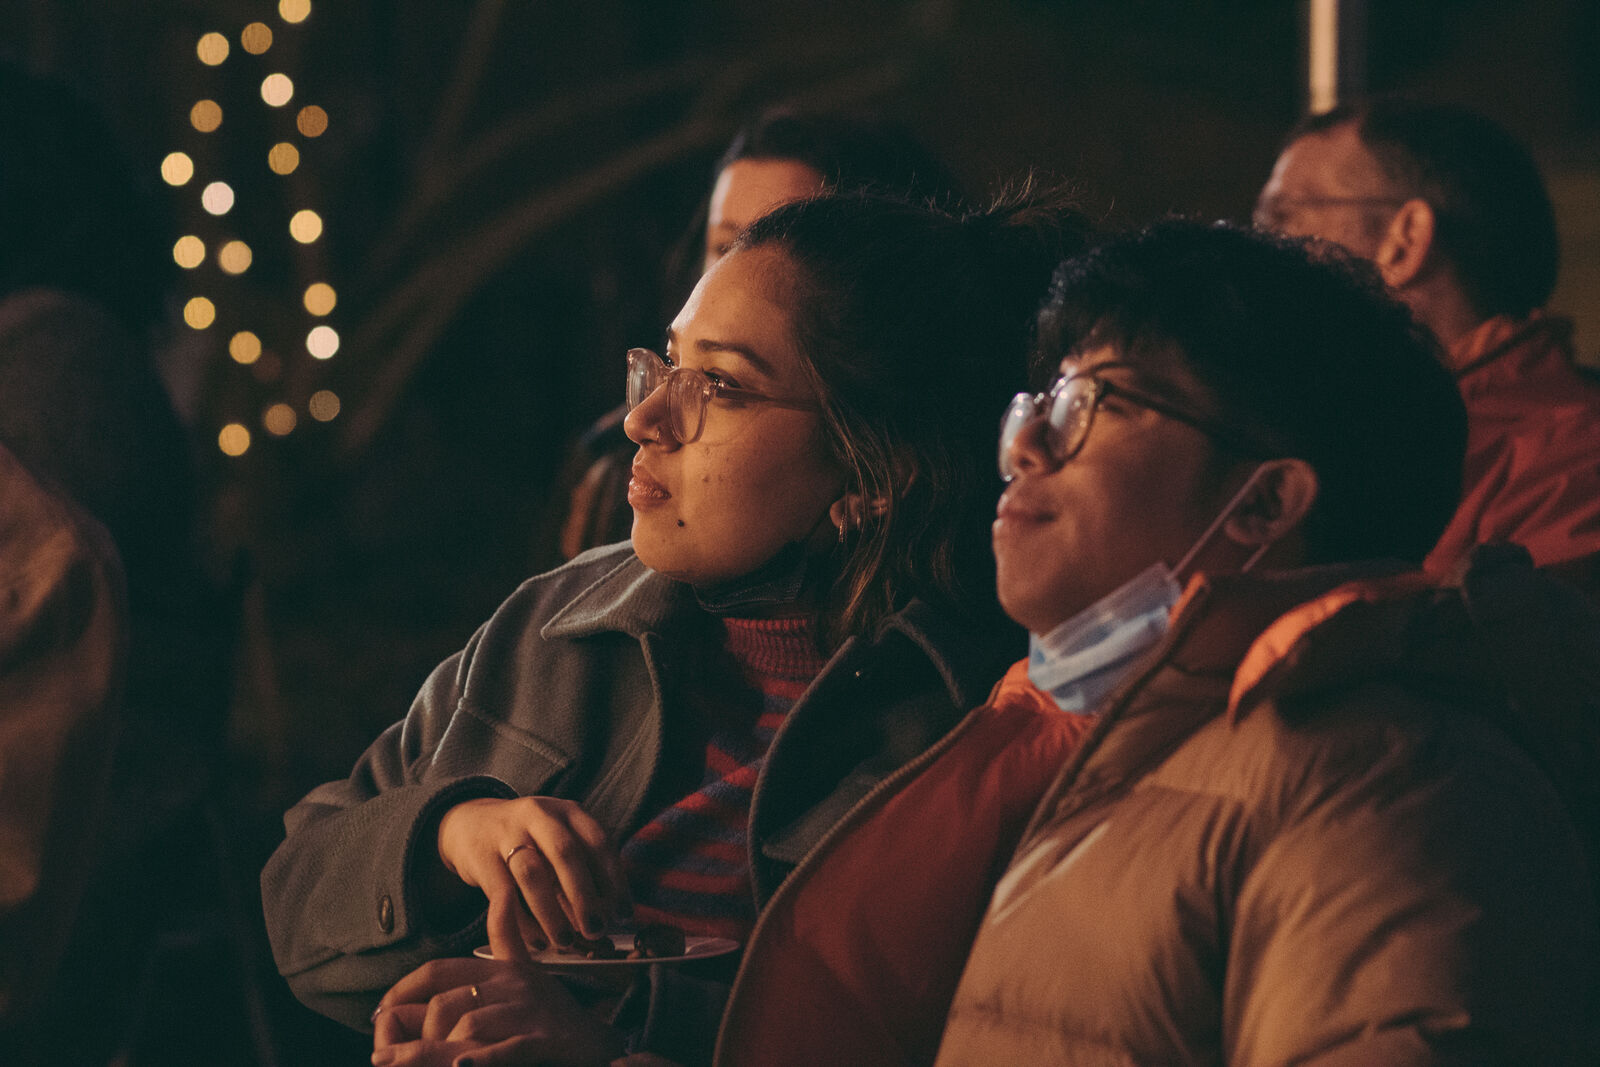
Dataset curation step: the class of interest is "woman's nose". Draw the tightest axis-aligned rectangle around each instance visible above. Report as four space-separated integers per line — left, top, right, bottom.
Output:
623 384 675 448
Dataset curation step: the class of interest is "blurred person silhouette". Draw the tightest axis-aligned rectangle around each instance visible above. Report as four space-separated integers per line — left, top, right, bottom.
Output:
0 443 126 1059
0 61 235 1059
551 108 965 561
1256 97 1600 590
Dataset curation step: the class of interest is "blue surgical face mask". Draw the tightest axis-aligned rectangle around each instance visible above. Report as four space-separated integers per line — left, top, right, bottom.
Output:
1028 465 1273 714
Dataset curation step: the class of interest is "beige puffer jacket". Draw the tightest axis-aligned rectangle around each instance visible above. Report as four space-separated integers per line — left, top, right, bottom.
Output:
937 549 1600 1065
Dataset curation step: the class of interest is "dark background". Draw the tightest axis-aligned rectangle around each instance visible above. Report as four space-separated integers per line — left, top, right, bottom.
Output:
3 1 1598 1062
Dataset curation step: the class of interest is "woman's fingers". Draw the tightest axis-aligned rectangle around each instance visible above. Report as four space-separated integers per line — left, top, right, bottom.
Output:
483 879 533 964
523 805 624 937
435 795 630 947
505 842 578 946
419 981 484 1041
373 1003 426 1047
523 810 605 937
566 805 633 919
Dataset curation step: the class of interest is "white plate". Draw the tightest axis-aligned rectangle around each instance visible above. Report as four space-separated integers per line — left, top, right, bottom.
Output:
473 934 739 967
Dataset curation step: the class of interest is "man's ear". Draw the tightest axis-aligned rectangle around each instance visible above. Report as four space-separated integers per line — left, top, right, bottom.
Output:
1373 198 1436 290
1225 459 1319 550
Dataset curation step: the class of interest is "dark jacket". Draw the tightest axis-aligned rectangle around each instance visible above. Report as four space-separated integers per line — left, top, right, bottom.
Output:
1428 312 1600 579
935 549 1600 1065
261 543 1011 1056
0 443 124 1035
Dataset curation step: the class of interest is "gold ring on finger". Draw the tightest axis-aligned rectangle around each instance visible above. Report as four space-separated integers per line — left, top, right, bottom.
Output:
504 843 537 865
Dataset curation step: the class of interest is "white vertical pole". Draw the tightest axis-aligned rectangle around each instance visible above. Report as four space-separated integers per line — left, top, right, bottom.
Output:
1308 0 1341 114
1307 0 1366 114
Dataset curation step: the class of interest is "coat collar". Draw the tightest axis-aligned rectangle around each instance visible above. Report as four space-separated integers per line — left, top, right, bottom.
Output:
539 550 696 640
538 548 1012 710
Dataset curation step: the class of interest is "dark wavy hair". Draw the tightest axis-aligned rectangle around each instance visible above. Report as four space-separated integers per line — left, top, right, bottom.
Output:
1037 218 1466 566
662 109 967 315
716 108 965 209
736 186 1091 644
1291 97 1558 321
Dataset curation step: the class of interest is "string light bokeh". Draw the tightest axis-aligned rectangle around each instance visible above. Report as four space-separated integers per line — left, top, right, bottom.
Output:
163 1 340 457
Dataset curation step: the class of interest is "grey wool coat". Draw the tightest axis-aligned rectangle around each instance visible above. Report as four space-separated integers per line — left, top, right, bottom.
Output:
261 542 1013 1060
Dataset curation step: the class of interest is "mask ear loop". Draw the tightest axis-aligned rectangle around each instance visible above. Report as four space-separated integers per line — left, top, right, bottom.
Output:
1170 463 1273 583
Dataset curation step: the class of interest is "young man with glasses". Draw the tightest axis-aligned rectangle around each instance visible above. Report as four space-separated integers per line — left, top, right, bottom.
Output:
724 220 1598 1066
1256 97 1600 591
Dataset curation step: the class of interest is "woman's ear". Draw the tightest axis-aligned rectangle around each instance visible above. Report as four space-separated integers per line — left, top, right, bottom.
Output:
1224 458 1319 549
829 491 891 534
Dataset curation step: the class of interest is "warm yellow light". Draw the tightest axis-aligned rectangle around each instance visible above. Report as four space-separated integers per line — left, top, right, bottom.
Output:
190 99 223 133
260 73 294 107
184 296 217 330
201 181 235 215
289 209 323 243
218 423 251 456
264 403 298 436
268 142 300 175
197 32 230 65
279 0 312 25
296 105 328 138
161 152 195 186
173 235 205 269
306 325 340 359
229 331 262 365
218 240 253 275
303 282 337 316
308 390 340 421
241 22 274 54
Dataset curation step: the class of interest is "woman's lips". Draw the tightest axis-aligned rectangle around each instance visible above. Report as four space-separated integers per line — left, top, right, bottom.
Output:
627 464 671 508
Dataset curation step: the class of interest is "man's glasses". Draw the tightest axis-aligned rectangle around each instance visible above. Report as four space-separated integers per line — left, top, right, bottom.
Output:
998 363 1264 481
625 347 819 443
1252 194 1406 231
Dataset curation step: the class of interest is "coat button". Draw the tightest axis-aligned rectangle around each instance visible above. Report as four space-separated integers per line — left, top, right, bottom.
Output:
378 894 394 933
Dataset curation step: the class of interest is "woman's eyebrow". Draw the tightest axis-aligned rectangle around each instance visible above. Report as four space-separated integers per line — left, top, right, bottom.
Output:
696 339 776 378
664 327 778 377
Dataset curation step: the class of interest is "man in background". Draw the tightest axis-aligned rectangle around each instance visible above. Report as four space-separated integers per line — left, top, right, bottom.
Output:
1256 97 1600 586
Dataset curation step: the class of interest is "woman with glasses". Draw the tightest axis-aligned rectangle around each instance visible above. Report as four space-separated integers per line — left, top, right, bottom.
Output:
552 108 964 562
262 188 1088 1060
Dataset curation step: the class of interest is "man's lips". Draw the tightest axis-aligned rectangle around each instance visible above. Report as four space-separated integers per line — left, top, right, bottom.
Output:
628 463 670 505
995 488 1054 525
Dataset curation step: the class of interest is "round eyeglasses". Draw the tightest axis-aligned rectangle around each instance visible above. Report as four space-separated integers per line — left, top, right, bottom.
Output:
625 347 819 443
998 364 1263 481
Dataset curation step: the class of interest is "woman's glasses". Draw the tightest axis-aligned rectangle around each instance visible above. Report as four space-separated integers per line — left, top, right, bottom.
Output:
625 347 819 443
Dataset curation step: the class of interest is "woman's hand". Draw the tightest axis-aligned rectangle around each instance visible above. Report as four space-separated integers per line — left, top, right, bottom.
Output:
437 797 631 960
372 957 626 1066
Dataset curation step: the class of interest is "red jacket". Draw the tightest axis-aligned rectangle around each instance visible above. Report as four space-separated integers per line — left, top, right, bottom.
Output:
715 661 1094 1067
1426 313 1600 575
